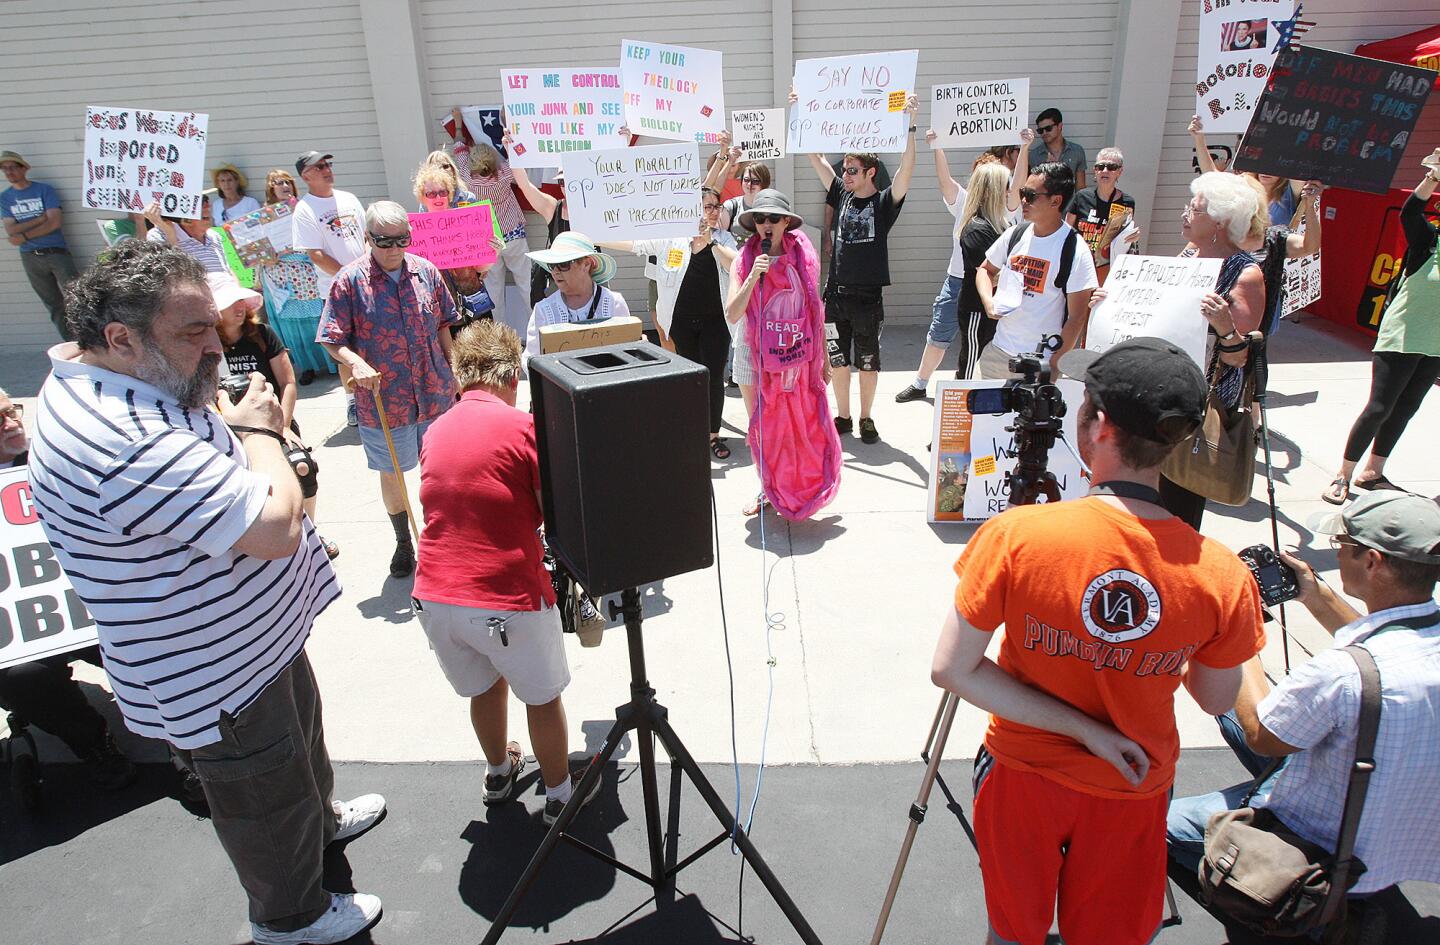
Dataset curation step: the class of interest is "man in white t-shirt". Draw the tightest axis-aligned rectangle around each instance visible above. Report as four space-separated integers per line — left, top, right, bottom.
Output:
975 162 1097 379
292 150 367 423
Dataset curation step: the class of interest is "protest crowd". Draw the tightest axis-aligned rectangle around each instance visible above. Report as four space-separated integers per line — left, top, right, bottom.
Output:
2 11 1440 945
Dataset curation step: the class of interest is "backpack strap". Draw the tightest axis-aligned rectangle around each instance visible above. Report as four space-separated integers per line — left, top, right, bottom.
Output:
1056 227 1079 297
1006 222 1031 256
1318 644 1382 932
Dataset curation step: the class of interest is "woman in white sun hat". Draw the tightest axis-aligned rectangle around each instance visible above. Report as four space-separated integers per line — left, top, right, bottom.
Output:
523 232 631 361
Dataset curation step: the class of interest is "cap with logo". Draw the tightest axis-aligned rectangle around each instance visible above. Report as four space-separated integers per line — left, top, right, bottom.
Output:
294 151 334 176
1057 338 1207 445
1310 490 1440 565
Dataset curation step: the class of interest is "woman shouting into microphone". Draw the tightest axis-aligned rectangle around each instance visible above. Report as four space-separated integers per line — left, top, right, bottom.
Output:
726 189 841 519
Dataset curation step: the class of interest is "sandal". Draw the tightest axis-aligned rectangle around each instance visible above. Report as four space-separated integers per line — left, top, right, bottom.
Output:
1353 475 1407 494
710 437 731 460
1321 476 1349 505
742 492 770 517
319 535 340 559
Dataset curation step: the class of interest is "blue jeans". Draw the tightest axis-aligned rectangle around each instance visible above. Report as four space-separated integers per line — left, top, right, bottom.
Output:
925 274 964 346
1165 711 1285 873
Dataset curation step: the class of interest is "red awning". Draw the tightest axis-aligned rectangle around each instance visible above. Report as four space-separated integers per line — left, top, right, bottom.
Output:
1356 24 1440 87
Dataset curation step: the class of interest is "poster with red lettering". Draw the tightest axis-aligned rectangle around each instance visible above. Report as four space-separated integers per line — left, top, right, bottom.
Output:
82 105 209 219
0 466 98 670
1195 0 1294 135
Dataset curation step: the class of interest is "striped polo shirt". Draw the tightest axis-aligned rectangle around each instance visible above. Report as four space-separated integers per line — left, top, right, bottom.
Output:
27 345 340 749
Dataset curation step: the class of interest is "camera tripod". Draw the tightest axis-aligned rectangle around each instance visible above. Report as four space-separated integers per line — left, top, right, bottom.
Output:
479 587 822 945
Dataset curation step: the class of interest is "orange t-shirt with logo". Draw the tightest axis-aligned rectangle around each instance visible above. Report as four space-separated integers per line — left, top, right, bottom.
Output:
953 497 1265 799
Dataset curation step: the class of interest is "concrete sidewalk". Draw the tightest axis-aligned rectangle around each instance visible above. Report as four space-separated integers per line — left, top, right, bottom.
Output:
2 318 1437 771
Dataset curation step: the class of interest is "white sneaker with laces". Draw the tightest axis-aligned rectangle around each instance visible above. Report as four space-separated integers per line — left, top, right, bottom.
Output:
251 891 382 945
332 793 386 843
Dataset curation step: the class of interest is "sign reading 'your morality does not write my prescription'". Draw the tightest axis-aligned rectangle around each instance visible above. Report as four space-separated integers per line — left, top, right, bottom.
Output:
561 143 702 242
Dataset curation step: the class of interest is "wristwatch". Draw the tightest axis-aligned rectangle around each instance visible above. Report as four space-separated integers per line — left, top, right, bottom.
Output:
909 125 918 133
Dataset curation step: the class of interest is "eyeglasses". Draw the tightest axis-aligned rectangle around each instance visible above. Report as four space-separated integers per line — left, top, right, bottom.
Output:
1330 535 1370 553
754 214 787 224
423 189 450 199
368 233 411 248
550 260 577 273
310 161 334 172
702 204 722 212
0 404 23 424
1094 162 1122 171
1035 124 1057 135
841 166 865 177
1018 188 1053 204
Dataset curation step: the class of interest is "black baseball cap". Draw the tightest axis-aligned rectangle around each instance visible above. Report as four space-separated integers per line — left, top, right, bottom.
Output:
295 151 334 176
1057 338 1206 445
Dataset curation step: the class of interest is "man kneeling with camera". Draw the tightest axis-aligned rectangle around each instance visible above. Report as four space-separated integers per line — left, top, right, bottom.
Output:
1167 491 1440 921
932 338 1265 945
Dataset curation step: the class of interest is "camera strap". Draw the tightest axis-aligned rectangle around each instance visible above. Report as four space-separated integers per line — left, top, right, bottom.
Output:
1090 480 1163 505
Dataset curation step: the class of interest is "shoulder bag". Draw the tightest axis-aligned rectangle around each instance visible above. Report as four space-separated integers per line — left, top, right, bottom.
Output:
1160 346 1256 506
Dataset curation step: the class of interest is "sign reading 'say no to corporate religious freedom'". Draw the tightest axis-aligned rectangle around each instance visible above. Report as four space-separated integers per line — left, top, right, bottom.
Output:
501 68 626 169
82 106 209 219
789 50 918 154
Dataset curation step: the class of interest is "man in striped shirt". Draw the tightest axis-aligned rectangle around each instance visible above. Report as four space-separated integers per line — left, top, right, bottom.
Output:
27 240 385 945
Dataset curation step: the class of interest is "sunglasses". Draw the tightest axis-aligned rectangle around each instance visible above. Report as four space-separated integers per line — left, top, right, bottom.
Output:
1330 535 1370 552
369 233 411 248
753 214 787 224
1018 188 1053 204
1094 162 1122 171
841 166 866 177
1035 124 1057 134
310 161 334 172
423 189 450 199
550 260 579 273
0 404 23 423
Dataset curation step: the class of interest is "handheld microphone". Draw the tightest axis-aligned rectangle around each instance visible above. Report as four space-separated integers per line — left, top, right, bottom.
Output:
759 237 771 288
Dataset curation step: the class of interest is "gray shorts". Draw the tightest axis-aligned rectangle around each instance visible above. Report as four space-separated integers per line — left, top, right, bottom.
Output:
731 329 756 386
413 599 571 704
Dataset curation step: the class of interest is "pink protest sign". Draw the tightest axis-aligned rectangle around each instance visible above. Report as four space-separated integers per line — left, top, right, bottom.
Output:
406 204 498 269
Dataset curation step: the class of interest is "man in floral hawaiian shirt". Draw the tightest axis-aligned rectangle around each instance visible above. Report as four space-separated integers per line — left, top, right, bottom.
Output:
317 200 458 579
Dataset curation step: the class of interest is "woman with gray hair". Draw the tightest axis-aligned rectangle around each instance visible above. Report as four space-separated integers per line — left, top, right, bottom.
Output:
1066 146 1140 282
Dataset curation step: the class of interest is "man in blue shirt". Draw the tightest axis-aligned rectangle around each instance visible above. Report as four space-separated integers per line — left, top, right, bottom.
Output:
2 151 77 340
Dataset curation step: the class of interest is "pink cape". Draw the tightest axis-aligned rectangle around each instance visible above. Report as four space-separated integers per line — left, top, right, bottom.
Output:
738 230 842 521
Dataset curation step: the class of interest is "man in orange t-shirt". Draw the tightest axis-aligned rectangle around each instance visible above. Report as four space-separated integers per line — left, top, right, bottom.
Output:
932 338 1265 945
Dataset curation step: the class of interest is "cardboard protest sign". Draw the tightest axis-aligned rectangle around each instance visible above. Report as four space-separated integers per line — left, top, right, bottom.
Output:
1085 255 1221 369
930 78 1029 149
1235 45 1435 194
0 467 99 670
928 380 1086 523
82 106 208 219
731 108 785 161
407 204 500 270
1282 221 1321 316
621 40 726 144
561 143 702 241
789 50 918 154
1195 0 1295 134
501 69 626 169
221 201 295 269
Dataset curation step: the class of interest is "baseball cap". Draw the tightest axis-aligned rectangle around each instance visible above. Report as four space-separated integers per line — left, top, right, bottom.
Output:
1057 338 1206 445
1310 490 1440 565
294 151 334 176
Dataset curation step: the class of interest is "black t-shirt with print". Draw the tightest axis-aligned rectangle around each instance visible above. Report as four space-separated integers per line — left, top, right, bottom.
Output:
1068 187 1137 260
958 219 1001 315
224 323 287 391
825 177 904 290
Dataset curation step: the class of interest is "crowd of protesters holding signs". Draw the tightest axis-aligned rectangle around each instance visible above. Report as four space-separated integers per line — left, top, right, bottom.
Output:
4 23 1440 945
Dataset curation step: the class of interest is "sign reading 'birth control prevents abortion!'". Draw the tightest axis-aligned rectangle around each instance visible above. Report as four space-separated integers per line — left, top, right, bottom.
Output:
0 466 99 671
1235 45 1436 195
82 106 209 219
930 78 1029 149
789 50 919 154
561 143 702 242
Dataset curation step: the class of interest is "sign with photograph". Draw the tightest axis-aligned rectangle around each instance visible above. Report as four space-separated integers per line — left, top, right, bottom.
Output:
560 143 702 241
82 106 209 219
0 466 99 670
789 50 918 154
1085 255 1221 368
927 380 1087 523
1195 0 1295 135
930 78 1029 149
501 68 626 169
731 108 785 161
221 201 295 269
621 40 726 144
1235 45 1434 194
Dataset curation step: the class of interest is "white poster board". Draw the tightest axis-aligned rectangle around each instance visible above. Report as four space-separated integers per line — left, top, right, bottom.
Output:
560 143 702 241
1195 0 1295 135
927 380 1087 523
620 39 726 144
731 108 786 161
788 50 918 154
930 78 1029 149
0 466 99 670
501 68 626 168
1282 220 1321 317
1085 255 1222 369
82 106 209 219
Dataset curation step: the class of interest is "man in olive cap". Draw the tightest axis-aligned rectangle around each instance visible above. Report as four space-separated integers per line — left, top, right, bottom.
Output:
1167 490 1440 897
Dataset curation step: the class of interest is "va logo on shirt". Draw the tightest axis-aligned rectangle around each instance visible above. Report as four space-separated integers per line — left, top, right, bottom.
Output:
1080 569 1161 643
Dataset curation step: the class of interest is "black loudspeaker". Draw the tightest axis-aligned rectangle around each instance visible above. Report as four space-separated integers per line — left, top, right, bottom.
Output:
529 342 713 596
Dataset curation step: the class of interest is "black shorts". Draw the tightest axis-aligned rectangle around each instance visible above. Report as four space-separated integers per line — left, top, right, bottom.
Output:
825 290 884 372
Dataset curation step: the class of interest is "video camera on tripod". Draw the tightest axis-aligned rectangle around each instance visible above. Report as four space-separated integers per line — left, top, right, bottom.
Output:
963 334 1069 507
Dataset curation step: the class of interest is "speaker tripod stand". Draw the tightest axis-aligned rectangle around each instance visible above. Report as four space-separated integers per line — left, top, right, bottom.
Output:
479 587 822 945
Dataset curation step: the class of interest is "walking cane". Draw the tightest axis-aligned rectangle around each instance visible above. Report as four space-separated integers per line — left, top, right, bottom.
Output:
354 380 421 545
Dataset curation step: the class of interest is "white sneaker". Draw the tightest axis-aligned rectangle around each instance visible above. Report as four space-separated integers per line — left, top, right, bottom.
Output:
332 793 386 843
251 892 382 945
